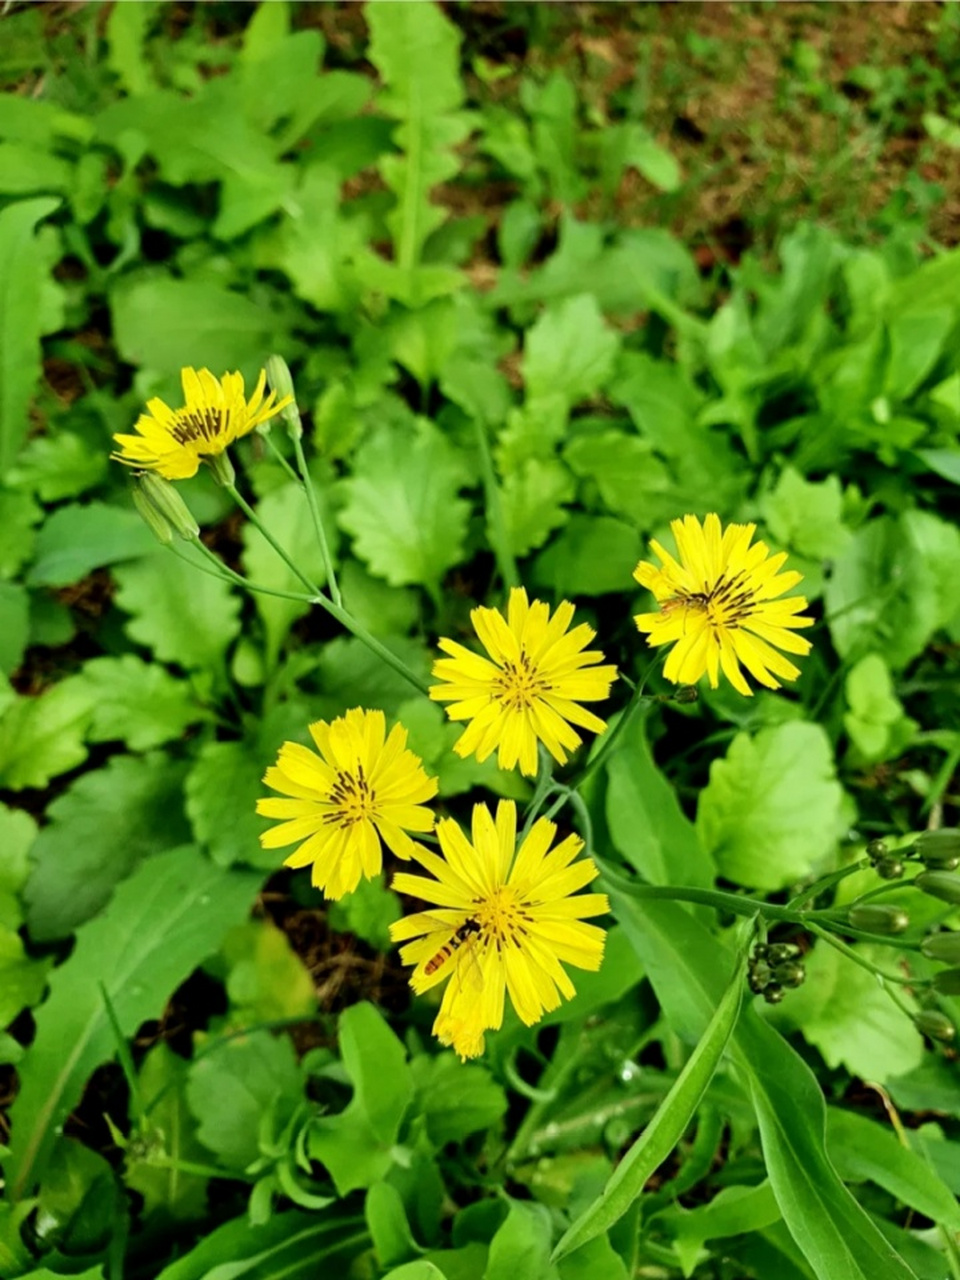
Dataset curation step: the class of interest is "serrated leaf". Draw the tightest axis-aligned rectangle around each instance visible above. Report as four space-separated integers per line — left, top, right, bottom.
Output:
0 801 37 929
696 723 844 891
76 654 207 751
0 677 94 790
0 197 60 475
6 430 107 502
114 550 242 672
0 489 41 579
564 431 674 527
843 654 912 762
328 874 401 951
6 845 262 1198
0 926 51 1027
533 514 641 598
24 752 191 942
761 467 850 561
27 501 159 587
0 582 29 676
337 420 470 592
222 920 316 1022
410 1054 507 1148
500 458 574 558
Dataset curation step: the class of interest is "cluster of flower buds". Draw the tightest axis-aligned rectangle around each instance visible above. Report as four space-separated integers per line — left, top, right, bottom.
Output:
867 830 960 883
864 838 905 881
748 940 805 1004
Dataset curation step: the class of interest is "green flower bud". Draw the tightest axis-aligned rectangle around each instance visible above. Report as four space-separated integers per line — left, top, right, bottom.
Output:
865 838 888 862
748 959 773 993
915 830 960 869
921 932 960 964
847 904 910 935
135 473 199 541
915 871 960 906
766 942 802 963
206 449 236 487
876 857 905 881
672 685 699 704
132 483 173 545
915 1010 956 1043
265 353 303 440
773 961 806 989
763 985 785 1005
932 969 960 997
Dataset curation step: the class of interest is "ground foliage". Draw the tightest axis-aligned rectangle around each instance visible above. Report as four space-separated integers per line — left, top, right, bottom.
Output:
1 2 960 1278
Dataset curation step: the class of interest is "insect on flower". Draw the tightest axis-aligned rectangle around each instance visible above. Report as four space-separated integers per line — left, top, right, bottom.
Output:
423 917 482 976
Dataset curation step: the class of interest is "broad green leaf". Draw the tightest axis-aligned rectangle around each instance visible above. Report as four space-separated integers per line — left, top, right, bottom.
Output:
0 582 28 676
26 501 158 587
6 430 107 502
486 1198 555 1280
127 1043 208 1221
328 873 401 951
827 1109 960 1230
765 939 923 1083
0 801 36 929
533 515 641 598
410 1054 507 1148
114 550 241 671
381 1265 445 1280
500 458 574 558
563 431 675 528
337 420 470 593
556 1237 628 1280
313 636 432 719
610 891 920 1280
366 1181 421 1270
843 653 915 762
394 697 526 800
241 480 335 667
24 752 191 942
761 467 851 561
0 197 59 475
0 490 41 579
338 560 420 639
658 1183 781 1277
188 1030 302 1172
605 710 715 889
696 722 844 890
221 920 316 1022
6 845 262 1198
0 926 51 1027
0 677 94 791
552 943 745 1260
75 654 207 751
155 1209 368 1280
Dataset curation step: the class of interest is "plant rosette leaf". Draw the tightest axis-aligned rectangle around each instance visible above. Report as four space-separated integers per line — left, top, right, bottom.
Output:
75 653 209 751
0 926 52 1028
0 801 37 929
0 676 95 791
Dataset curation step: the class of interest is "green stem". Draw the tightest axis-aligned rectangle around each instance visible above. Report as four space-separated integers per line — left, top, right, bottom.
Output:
182 539 317 605
520 747 555 839
292 432 342 606
262 432 301 484
144 1155 256 1184
472 415 519 590
226 482 322 597
806 922 928 987
565 680 648 793
787 857 871 909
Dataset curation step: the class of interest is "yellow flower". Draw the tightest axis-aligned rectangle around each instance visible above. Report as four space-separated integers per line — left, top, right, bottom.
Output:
633 513 814 696
429 587 617 778
391 800 608 1059
112 367 293 480
257 708 438 900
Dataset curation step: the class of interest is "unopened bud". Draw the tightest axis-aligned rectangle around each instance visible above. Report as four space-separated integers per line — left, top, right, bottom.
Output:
265 354 302 440
132 483 173 545
206 449 236 487
876 857 905 881
748 960 773 993
773 961 805 989
921 932 960 964
866 838 889 862
915 1010 956 1043
932 969 960 997
766 943 802 963
763 985 785 1005
135 472 199 541
914 830 960 870
915 871 960 906
672 685 699 704
848 904 910 935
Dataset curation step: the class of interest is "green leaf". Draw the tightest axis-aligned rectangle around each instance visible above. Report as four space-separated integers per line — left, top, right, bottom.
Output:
75 654 207 751
761 467 851 561
564 431 674 528
308 1002 412 1195
27 501 159 587
110 274 290 379
0 801 36 929
500 458 574 558
221 920 316 1022
662 1183 781 1278
553 943 745 1260
394 697 526 801
486 1198 555 1280
696 723 845 891
610 892 920 1280
0 197 60 475
0 489 41 579
6 430 107 501
605 710 715 889
0 926 51 1027
827 1109 960 1231
533 515 641 597
127 1043 209 1221
843 654 914 763
410 1054 507 1147
188 1029 303 1172
6 845 262 1198
241 480 336 667
337 420 470 593
0 677 94 790
0 582 28 676
114 550 242 671
366 1181 422 1270
766 939 924 1083
338 560 420 639
24 752 191 942
328 873 402 951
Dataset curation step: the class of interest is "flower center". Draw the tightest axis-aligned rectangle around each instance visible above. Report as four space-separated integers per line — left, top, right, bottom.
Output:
475 886 533 946
170 406 230 447
670 570 758 629
493 650 550 710
325 764 378 828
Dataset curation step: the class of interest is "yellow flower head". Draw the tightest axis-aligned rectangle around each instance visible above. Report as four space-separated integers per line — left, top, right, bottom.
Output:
430 587 617 778
257 708 438 900
112 367 293 480
633 513 814 696
391 800 608 1059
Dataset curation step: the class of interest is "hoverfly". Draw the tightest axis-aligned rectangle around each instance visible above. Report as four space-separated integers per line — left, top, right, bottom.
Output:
424 917 482 975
